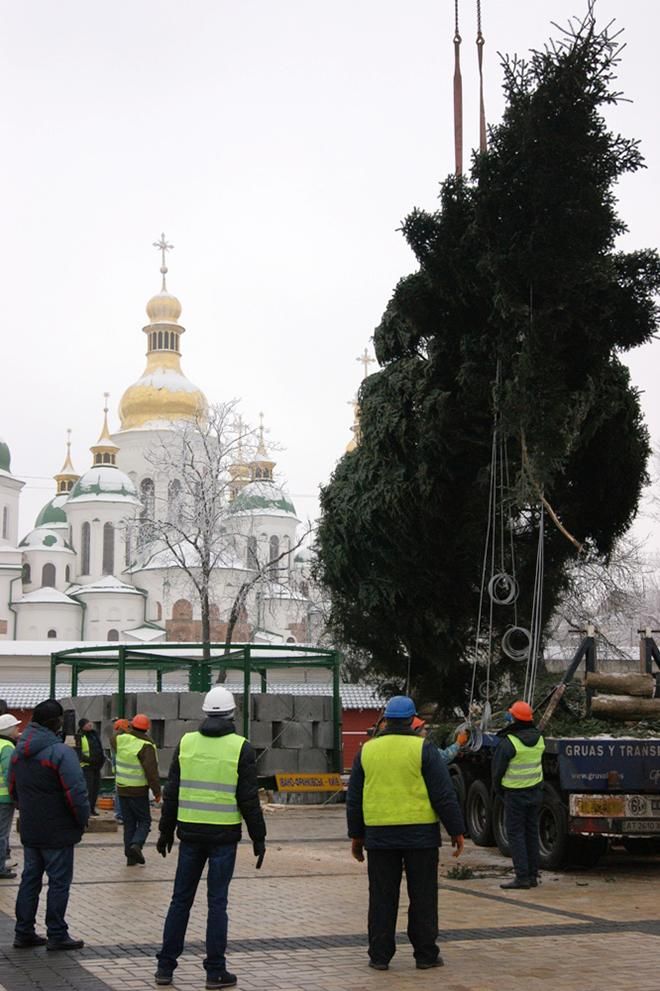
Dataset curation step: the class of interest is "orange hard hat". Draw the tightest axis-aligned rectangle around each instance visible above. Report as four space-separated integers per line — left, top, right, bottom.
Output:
411 716 426 732
131 713 151 731
509 700 534 722
114 718 129 732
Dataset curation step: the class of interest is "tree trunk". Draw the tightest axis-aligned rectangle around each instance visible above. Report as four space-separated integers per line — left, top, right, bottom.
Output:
201 586 211 662
585 672 655 697
591 695 660 720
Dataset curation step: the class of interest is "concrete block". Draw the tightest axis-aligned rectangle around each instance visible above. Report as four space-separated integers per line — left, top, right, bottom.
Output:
253 694 294 722
177 692 208 720
297 749 331 772
149 720 165 748
322 697 339 721
137 692 178 720
112 693 137 718
163 720 199 748
314 721 336 750
158 748 175 775
247 721 273 749
278 722 314 750
257 749 298 775
293 696 326 722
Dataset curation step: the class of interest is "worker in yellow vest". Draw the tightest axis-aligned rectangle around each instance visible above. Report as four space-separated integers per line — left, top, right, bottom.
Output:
347 695 465 972
111 713 161 866
75 719 104 817
0 714 21 880
155 686 266 991
492 700 545 890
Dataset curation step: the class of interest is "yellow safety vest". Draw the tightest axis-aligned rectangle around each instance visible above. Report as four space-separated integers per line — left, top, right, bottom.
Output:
178 731 245 826
0 738 13 802
361 734 437 826
79 735 90 767
501 734 545 789
115 733 155 788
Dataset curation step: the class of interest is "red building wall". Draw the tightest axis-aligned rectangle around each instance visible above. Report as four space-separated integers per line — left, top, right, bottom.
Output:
341 707 380 772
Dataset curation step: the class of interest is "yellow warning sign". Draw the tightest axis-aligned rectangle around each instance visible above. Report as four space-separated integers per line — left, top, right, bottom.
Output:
274 772 343 792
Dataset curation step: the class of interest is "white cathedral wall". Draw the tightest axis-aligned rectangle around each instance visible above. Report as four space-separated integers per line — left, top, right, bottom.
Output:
0 475 23 548
0 561 22 639
65 502 138 584
81 590 145 640
14 603 82 641
21 547 75 592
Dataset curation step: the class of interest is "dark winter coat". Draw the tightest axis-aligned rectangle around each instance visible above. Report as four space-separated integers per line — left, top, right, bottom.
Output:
159 715 266 847
76 729 105 770
10 722 90 848
491 721 544 794
346 725 465 849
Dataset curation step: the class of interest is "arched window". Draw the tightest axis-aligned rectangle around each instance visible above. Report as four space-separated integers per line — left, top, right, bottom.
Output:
42 563 56 588
22 563 31 583
102 522 114 575
107 629 119 642
156 601 162 621
172 333 178 351
172 599 192 620
102 452 111 464
269 535 280 570
47 629 57 639
65 565 71 583
81 522 91 575
157 330 163 349
1 506 7 539
168 479 182 521
247 536 258 569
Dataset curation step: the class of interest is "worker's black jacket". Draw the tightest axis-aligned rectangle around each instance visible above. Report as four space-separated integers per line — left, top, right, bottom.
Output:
159 715 266 846
346 725 465 849
491 721 544 794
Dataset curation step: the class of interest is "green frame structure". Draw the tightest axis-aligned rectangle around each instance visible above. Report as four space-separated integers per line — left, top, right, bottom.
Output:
50 642 343 772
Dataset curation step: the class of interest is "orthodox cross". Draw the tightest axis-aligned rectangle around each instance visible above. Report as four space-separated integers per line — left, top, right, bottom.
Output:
153 233 174 289
356 347 375 379
233 413 247 460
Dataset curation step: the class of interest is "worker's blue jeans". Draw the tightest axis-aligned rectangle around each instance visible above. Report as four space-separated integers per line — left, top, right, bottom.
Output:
157 840 237 977
15 846 74 942
504 786 543 881
119 795 151 855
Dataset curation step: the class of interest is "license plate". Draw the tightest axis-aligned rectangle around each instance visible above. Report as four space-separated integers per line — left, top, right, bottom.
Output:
622 820 660 833
570 795 625 817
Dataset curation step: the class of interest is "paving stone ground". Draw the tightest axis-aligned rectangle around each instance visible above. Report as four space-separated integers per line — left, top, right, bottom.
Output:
0 805 658 990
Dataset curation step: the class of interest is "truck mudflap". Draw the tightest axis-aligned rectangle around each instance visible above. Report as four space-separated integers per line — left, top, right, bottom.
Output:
569 792 660 835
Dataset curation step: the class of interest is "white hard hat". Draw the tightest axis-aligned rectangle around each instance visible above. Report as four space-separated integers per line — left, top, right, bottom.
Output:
0 714 20 732
202 686 236 715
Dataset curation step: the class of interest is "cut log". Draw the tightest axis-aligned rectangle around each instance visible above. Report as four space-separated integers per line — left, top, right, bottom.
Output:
591 696 660 720
585 672 655 698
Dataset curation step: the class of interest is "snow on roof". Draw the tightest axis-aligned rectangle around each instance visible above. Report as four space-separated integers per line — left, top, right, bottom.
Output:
72 575 144 597
19 528 74 552
131 543 246 573
0 681 384 709
68 466 140 504
123 624 167 642
130 368 202 393
13 588 80 606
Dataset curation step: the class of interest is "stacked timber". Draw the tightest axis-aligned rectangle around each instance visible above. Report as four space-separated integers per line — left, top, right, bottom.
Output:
586 672 660 720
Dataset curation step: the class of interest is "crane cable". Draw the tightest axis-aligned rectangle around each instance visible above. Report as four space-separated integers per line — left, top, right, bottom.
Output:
453 1 487 175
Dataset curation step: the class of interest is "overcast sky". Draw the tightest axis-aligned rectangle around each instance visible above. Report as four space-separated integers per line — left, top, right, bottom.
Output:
1 0 658 541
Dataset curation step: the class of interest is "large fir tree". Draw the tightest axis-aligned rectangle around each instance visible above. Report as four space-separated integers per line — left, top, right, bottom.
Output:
315 13 660 706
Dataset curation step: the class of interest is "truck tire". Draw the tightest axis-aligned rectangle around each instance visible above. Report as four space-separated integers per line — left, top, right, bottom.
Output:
538 784 569 870
449 764 470 815
492 795 511 858
466 780 494 846
567 834 608 868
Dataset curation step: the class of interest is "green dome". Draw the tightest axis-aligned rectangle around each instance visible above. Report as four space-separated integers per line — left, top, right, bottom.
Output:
35 495 68 528
0 437 10 473
232 480 296 517
68 465 138 503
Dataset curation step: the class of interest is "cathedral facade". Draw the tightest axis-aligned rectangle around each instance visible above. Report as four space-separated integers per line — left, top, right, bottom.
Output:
0 245 314 647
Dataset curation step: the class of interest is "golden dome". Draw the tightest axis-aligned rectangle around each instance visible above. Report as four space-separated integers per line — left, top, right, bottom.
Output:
146 289 182 325
118 235 208 431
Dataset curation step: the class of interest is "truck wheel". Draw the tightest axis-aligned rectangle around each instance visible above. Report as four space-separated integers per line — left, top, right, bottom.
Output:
538 784 569 870
449 765 470 815
492 795 511 858
623 838 660 856
466 780 494 846
567 834 608 867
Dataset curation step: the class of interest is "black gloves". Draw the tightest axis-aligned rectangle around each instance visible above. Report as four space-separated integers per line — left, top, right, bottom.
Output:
253 839 266 868
157 834 174 858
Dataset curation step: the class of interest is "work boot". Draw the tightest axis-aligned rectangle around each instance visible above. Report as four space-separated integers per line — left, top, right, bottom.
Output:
0 870 17 879
13 933 47 948
46 937 84 951
500 878 531 890
128 844 145 865
368 960 389 971
154 971 173 986
206 972 237 989
529 875 540 888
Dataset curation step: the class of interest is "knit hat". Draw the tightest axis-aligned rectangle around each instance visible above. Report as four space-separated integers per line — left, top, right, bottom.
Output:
32 699 64 726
